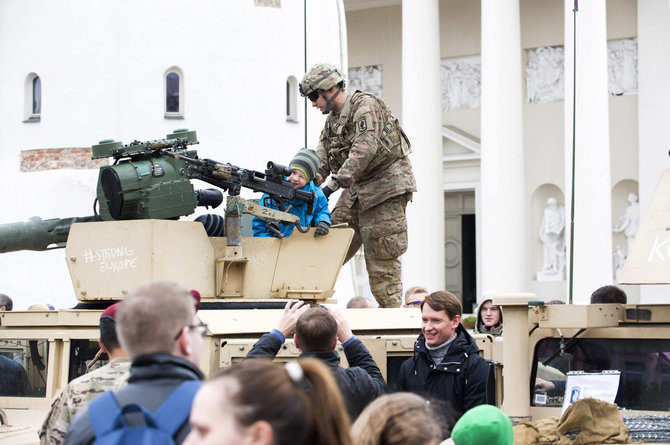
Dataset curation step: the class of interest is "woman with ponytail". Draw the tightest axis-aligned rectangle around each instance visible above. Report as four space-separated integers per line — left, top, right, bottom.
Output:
184 357 352 445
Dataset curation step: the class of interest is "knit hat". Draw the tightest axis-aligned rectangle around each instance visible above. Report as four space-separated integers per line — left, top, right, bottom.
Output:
451 405 513 445
289 148 321 183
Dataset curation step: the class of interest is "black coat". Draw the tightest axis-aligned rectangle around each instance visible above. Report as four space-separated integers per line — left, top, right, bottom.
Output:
396 324 489 418
247 332 386 419
0 354 29 396
65 353 204 445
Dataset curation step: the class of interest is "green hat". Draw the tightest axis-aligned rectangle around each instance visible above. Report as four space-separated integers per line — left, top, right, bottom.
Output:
451 405 513 445
290 148 320 183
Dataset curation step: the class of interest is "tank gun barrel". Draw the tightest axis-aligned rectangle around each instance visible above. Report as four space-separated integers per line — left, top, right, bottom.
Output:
0 216 98 254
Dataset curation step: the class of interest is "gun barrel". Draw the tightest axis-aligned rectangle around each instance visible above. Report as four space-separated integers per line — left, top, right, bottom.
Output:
0 216 98 254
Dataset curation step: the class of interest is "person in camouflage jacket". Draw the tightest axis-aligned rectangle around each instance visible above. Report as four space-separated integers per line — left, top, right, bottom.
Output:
39 304 130 445
300 63 416 307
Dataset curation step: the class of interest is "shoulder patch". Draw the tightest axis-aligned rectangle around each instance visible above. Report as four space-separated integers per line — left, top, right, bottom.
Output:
355 114 372 134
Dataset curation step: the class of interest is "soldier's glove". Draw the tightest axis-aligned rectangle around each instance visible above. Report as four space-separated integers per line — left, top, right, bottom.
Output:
314 221 330 237
322 186 333 200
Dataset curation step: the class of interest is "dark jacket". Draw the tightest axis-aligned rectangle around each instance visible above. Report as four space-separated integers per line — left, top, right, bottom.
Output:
64 353 204 445
396 324 489 418
0 354 29 396
247 332 386 419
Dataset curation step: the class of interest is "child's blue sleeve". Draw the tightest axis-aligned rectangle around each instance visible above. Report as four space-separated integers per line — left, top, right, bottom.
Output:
252 215 271 237
252 194 276 237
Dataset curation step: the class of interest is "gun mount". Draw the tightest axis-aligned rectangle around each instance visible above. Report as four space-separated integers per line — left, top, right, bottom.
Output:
2 129 353 305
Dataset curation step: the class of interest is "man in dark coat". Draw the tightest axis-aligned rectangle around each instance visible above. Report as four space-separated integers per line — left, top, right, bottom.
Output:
247 301 386 420
397 291 490 419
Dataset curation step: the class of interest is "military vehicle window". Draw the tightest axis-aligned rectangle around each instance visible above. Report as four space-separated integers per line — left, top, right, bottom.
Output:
532 338 670 411
69 339 110 382
386 356 410 391
0 339 48 397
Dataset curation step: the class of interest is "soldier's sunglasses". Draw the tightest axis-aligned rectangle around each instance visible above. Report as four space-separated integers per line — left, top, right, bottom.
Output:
307 91 320 102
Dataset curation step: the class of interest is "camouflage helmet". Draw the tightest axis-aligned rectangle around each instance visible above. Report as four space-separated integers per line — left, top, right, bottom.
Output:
299 63 346 97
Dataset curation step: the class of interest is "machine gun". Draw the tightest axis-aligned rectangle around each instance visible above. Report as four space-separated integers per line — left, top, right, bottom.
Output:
0 129 315 253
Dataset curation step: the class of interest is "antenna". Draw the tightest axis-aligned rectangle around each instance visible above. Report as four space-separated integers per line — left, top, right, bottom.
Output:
303 0 308 148
568 1 578 304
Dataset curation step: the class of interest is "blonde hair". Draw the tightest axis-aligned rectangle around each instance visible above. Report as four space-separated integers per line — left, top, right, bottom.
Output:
212 358 352 445
404 286 428 304
116 279 194 359
352 393 446 445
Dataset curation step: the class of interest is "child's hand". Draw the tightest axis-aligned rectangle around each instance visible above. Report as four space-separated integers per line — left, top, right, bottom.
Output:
314 221 330 237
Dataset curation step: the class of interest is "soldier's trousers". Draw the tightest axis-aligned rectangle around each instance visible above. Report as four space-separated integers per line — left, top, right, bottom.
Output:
332 193 411 308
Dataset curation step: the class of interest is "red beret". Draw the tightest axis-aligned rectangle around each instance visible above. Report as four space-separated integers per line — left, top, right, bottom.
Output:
190 290 201 312
100 302 120 321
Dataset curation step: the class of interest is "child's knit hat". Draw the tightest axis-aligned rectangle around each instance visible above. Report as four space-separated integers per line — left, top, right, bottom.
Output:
290 148 321 182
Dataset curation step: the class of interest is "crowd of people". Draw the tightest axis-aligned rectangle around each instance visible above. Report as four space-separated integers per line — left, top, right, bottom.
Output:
27 276 627 444
24 279 628 445
26 276 517 445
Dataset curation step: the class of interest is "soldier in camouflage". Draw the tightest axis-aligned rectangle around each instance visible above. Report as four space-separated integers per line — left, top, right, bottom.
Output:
39 303 130 445
300 63 417 308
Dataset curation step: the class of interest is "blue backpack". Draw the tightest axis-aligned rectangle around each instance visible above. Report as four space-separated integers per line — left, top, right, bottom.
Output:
88 380 202 445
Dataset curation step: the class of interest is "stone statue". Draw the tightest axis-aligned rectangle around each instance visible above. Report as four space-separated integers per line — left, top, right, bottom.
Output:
613 193 639 255
538 197 566 280
613 245 626 281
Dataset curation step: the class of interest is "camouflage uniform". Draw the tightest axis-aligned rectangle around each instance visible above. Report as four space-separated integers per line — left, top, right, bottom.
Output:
314 90 416 307
39 357 131 445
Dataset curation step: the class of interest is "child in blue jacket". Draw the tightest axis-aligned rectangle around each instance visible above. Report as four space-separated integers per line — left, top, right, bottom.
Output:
252 148 331 238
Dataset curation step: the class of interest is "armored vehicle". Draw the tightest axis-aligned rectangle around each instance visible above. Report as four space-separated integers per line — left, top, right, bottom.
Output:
1 132 669 443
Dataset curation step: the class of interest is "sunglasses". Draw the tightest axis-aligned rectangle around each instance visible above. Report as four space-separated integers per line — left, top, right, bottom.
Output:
307 91 320 102
406 301 422 307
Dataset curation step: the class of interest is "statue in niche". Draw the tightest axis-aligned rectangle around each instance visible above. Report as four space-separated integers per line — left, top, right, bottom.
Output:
613 193 639 255
613 245 626 282
538 197 566 281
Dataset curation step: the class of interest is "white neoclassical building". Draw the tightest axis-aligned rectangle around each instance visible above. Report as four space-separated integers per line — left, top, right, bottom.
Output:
345 0 668 309
0 0 666 309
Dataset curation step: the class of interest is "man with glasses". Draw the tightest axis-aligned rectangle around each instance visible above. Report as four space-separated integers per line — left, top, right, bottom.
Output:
403 285 428 308
299 63 416 308
65 280 205 445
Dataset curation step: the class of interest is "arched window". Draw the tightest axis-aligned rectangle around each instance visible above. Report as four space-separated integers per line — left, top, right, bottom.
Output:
164 68 184 118
24 73 41 122
286 76 298 123
33 77 41 114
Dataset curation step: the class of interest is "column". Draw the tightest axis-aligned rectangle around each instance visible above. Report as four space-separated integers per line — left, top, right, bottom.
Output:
637 1 670 303
480 0 526 295
563 1 612 303
402 0 445 293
